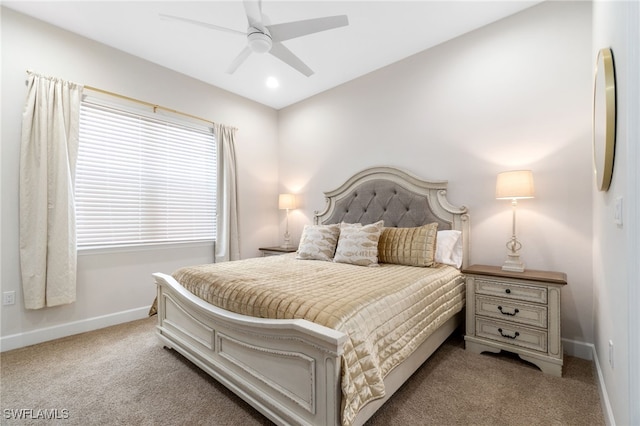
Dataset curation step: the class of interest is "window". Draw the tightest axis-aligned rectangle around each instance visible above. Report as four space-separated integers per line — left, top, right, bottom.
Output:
75 100 216 249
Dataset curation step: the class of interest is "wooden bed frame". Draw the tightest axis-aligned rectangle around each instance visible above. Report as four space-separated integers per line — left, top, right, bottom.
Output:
153 166 470 425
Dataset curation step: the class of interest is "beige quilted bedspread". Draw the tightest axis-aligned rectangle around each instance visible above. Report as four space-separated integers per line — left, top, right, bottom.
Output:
172 254 465 426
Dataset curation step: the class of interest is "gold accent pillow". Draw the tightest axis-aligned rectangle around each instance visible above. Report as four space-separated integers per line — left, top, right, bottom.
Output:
296 224 341 261
378 223 439 267
333 221 384 267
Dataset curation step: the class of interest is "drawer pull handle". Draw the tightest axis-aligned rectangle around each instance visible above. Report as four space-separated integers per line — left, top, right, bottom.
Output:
505 289 511 294
498 328 520 339
498 306 519 316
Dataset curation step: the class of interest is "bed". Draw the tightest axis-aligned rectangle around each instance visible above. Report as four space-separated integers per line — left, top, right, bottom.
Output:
153 166 470 426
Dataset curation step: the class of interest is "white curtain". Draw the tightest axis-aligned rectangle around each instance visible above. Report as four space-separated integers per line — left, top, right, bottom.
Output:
214 124 240 262
19 72 83 309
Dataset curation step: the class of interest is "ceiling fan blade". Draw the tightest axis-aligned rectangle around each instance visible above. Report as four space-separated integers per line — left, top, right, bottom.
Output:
159 14 245 36
243 0 264 29
269 43 314 77
226 46 253 74
267 15 349 42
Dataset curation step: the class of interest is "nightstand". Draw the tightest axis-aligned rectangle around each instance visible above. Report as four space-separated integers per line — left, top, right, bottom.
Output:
259 246 297 256
463 264 567 377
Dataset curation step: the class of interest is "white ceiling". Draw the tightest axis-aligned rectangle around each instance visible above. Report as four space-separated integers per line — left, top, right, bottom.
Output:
3 1 542 110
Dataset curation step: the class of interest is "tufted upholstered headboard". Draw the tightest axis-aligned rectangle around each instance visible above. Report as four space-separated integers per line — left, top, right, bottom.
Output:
314 166 470 267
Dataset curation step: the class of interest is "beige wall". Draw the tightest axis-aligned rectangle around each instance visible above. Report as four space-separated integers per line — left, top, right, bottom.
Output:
279 1 593 345
592 1 640 425
0 8 279 346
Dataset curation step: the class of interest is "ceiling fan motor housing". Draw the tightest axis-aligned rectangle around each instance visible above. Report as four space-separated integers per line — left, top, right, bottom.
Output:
247 28 272 53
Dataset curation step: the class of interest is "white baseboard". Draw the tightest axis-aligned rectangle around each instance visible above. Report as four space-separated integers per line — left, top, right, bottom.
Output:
592 346 617 426
0 306 150 352
588 341 616 426
562 337 594 360
562 338 614 426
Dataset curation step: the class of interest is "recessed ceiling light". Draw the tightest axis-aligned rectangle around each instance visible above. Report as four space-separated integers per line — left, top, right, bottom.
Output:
266 76 279 89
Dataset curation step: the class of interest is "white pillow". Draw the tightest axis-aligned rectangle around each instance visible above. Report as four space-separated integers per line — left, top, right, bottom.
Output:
435 230 463 268
297 224 340 261
333 221 384 267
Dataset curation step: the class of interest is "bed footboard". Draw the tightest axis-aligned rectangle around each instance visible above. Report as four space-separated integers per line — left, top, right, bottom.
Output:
154 273 348 426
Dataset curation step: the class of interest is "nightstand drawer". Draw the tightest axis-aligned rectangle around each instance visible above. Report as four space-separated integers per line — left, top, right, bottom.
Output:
475 317 548 353
476 278 547 304
475 295 548 329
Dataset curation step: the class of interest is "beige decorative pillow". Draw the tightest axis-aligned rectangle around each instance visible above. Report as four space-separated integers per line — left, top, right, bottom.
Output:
378 223 439 267
296 224 341 261
333 220 384 267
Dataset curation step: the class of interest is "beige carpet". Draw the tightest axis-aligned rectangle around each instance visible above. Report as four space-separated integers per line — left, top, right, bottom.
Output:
1 317 604 425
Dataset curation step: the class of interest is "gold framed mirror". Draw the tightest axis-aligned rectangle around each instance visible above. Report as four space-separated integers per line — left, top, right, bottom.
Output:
592 47 616 191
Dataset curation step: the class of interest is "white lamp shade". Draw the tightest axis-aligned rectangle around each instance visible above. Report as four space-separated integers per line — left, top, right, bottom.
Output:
496 170 535 199
278 193 296 210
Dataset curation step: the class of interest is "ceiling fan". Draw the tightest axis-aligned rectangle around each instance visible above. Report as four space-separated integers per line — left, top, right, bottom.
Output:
160 0 349 77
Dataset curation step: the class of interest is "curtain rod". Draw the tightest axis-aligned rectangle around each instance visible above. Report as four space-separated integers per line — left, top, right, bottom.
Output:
24 71 238 131
84 85 218 127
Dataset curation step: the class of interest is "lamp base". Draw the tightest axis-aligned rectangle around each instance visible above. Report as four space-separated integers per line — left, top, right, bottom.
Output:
502 255 525 272
281 231 291 249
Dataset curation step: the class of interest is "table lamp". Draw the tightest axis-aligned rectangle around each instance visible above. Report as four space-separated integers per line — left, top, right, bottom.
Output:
278 193 296 248
496 170 535 272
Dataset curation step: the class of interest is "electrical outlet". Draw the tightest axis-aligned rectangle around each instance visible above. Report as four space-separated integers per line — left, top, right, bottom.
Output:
2 291 16 306
609 340 614 369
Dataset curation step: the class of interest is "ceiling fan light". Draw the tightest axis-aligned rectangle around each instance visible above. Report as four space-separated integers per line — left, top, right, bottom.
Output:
266 76 279 89
248 31 272 53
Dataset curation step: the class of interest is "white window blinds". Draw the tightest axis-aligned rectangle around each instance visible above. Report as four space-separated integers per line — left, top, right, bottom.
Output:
76 101 216 249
